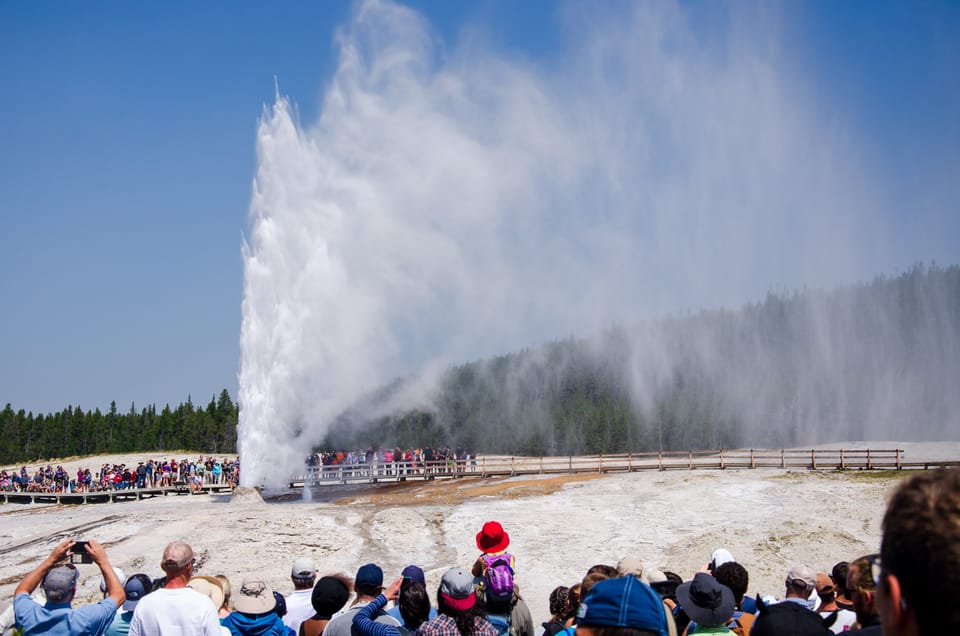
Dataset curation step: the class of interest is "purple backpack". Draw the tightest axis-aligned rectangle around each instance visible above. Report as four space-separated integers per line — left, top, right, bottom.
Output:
482 554 515 601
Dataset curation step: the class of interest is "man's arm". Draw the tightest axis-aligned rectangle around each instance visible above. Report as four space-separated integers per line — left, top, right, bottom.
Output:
14 538 74 596
86 540 125 607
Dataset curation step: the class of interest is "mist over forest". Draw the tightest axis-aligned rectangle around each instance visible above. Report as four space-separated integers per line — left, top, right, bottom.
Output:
324 263 960 455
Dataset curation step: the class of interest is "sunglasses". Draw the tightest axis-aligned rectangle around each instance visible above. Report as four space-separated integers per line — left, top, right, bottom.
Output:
865 553 883 586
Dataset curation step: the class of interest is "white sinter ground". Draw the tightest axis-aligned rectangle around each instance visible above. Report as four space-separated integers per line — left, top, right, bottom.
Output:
1 441 957 631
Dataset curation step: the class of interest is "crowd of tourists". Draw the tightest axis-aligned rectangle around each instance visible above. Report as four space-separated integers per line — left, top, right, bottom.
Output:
1 445 481 493
305 447 477 480
10 467 959 635
0 456 239 494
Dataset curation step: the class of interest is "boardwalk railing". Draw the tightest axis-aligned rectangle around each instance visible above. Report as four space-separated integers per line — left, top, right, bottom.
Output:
0 482 234 505
290 447 959 487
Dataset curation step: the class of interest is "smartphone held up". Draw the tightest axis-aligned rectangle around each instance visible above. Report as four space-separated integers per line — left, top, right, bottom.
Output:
70 540 93 564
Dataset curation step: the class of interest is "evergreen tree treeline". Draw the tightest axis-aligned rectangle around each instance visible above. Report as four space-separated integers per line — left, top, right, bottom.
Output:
0 389 237 466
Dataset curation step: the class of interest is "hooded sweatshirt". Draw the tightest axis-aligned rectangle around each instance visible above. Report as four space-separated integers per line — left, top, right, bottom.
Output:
221 611 292 636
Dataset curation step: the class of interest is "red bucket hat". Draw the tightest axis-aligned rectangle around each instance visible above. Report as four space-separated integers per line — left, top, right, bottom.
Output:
476 521 510 553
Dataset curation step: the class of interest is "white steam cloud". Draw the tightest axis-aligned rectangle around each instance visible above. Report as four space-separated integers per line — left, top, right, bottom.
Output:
239 0 894 486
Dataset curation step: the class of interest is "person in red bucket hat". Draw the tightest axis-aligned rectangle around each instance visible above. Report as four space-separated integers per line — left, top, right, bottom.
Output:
472 522 515 571
476 521 510 554
471 521 516 580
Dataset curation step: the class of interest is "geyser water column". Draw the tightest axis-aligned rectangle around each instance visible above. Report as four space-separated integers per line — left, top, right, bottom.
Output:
238 94 342 488
235 0 591 488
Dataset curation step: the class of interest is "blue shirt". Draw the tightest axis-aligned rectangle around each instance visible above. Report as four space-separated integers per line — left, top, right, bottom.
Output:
385 603 438 625
104 610 133 636
14 593 118 636
221 611 294 636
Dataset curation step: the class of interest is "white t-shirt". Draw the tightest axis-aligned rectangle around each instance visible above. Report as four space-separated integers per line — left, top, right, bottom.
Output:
129 587 223 636
284 588 315 633
820 608 858 634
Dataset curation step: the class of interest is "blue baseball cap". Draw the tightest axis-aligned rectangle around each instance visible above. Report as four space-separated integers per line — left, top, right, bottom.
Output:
356 563 384 590
122 575 149 611
577 576 669 636
401 565 426 587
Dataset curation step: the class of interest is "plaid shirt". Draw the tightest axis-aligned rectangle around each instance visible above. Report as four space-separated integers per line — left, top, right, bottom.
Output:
416 614 499 636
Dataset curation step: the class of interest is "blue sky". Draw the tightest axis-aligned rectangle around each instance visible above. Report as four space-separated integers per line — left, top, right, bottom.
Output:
1 0 958 416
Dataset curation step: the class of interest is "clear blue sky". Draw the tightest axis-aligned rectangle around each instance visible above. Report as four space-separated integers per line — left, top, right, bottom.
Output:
1 0 958 415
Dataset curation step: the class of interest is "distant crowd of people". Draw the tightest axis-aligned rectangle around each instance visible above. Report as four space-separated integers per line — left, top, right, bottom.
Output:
305 447 477 479
0 456 239 494
11 468 959 635
0 445 480 495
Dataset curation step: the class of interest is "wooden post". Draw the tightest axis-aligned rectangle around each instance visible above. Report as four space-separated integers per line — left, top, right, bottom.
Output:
658 450 663 471
867 449 872 470
781 449 785 469
628 451 632 472
840 449 845 470
750 449 755 469
539 456 543 475
688 450 693 470
569 456 573 474
896 449 902 470
720 449 725 470
811 449 817 470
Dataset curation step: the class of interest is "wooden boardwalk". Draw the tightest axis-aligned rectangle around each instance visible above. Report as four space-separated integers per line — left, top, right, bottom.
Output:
4 449 957 503
0 482 234 505
291 448 960 488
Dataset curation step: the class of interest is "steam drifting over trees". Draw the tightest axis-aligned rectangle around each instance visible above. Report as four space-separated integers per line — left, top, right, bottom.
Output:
2 264 958 465
325 264 960 455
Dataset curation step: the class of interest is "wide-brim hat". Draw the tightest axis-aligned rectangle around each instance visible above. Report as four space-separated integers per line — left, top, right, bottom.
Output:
189 576 225 612
476 521 510 553
233 577 275 614
676 573 735 627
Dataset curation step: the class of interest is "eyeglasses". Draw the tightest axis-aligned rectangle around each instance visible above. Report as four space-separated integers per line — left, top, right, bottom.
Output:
865 553 882 587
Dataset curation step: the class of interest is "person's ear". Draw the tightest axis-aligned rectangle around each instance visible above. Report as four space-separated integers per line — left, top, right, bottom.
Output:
882 574 907 624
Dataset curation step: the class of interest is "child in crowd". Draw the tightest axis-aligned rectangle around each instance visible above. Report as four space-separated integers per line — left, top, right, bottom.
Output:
472 520 518 606
472 521 516 577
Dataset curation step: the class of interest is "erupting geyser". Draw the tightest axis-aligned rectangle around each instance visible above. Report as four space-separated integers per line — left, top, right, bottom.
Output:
237 0 944 487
